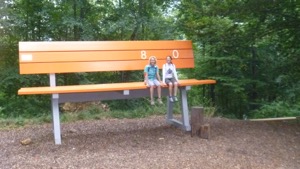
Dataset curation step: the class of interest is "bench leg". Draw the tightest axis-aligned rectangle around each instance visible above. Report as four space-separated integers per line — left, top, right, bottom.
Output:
167 96 174 120
52 94 61 145
180 88 191 131
166 99 183 128
166 88 191 131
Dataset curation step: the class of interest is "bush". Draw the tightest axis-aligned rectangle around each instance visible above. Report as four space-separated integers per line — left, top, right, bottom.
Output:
0 67 50 118
252 101 300 118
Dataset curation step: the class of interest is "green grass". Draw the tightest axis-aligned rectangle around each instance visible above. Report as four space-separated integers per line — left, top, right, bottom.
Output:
0 114 52 129
0 103 183 129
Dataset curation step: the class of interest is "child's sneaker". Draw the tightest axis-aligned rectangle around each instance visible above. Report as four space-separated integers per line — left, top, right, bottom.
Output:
151 100 155 105
158 98 163 104
174 96 178 102
169 96 174 102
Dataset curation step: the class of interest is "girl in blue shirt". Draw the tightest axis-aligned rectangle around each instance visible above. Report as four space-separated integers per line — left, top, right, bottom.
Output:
144 56 163 105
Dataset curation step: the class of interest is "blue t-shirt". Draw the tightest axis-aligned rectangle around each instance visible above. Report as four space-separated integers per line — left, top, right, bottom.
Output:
144 65 158 80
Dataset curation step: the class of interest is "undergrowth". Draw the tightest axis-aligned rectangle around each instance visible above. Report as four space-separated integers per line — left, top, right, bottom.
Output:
0 103 183 129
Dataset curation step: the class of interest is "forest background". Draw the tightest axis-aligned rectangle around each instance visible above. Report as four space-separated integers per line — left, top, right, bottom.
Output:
0 0 299 125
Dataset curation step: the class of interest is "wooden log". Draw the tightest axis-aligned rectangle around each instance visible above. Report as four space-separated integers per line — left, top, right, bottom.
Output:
249 117 297 121
191 107 204 137
200 124 210 139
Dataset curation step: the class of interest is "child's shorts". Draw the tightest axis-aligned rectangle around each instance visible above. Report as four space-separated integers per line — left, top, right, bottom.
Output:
147 79 160 87
165 78 177 85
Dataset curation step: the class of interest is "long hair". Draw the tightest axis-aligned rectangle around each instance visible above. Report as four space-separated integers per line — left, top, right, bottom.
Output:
167 55 173 64
149 56 157 65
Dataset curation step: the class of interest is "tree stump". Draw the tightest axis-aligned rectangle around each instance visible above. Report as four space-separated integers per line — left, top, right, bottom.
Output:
191 107 211 139
200 124 210 139
191 107 204 137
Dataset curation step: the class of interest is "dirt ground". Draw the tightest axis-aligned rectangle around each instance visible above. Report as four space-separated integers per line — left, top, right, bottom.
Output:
0 116 299 169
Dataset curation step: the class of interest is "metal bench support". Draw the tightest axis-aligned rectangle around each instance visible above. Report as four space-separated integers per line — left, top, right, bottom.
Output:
166 86 191 131
50 74 62 145
52 94 61 145
49 82 192 145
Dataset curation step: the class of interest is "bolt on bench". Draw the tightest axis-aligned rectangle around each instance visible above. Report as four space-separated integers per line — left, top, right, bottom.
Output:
18 40 216 145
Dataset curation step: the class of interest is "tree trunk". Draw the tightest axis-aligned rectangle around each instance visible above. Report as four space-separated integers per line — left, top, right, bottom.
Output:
250 45 258 110
191 107 204 137
73 0 78 40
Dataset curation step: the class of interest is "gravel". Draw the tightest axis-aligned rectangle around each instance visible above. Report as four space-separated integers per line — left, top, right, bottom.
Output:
0 116 299 169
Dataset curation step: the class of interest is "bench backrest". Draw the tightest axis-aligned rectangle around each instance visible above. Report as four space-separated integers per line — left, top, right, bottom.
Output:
19 41 195 74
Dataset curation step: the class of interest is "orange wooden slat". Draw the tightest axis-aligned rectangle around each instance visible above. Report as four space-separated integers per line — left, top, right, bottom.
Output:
177 79 216 86
19 41 192 52
19 59 195 74
18 82 147 95
18 79 217 95
19 49 193 63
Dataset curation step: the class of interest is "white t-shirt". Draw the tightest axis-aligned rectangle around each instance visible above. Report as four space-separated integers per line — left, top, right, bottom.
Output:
162 63 179 82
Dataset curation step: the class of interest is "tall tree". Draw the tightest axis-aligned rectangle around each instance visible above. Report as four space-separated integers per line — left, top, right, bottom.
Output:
178 0 300 118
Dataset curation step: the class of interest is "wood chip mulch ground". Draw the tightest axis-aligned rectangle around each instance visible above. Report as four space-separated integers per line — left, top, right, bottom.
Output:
0 116 299 169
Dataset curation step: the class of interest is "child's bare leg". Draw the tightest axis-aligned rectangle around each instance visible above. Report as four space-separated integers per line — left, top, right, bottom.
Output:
168 83 173 96
150 86 154 102
174 82 178 96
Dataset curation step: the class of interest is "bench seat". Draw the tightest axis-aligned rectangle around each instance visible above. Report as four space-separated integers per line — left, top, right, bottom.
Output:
18 79 216 95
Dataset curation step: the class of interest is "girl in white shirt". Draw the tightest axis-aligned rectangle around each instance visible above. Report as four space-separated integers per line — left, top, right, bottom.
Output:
162 56 179 102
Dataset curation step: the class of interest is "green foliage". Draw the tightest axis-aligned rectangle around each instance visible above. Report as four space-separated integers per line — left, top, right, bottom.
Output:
103 97 181 117
178 0 300 119
0 103 181 128
0 0 299 122
252 101 300 119
0 67 50 117
103 98 148 111
0 0 179 119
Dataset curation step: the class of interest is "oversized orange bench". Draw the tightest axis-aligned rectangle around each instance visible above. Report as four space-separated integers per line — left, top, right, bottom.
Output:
18 40 216 145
